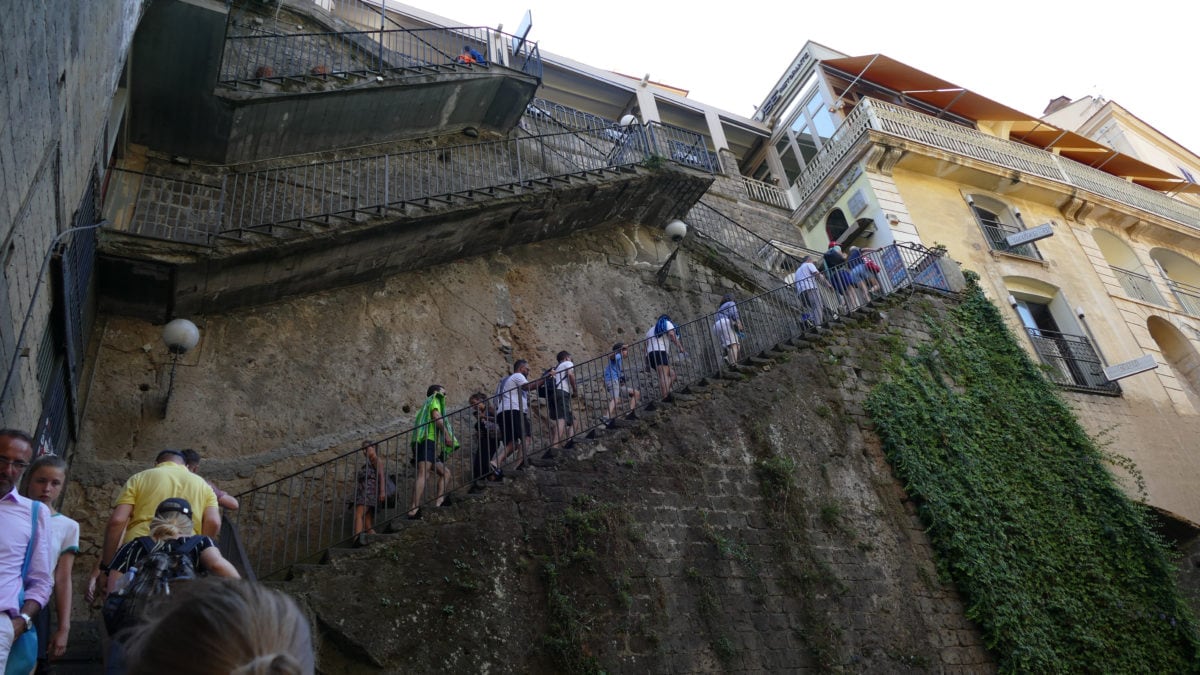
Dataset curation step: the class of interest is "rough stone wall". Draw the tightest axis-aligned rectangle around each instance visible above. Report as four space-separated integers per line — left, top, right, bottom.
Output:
66 222 747 574
285 289 995 673
1 0 139 427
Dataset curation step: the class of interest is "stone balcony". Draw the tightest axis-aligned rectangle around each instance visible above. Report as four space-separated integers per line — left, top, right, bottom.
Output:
793 98 1200 239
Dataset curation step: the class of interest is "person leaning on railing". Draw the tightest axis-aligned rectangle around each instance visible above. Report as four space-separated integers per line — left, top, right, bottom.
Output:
794 255 833 327
645 315 686 403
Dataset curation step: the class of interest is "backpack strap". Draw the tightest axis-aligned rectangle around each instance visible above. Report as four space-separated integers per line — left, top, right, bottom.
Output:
17 501 41 606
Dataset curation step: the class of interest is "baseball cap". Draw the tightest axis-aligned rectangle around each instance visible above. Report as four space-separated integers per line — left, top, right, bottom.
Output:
155 497 193 518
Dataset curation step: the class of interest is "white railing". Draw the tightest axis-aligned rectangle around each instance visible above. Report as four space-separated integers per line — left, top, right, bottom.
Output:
741 176 790 209
791 98 1200 232
1110 266 1168 306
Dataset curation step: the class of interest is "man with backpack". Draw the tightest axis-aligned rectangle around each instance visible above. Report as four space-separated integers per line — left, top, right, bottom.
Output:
548 351 577 450
102 497 239 669
645 315 686 403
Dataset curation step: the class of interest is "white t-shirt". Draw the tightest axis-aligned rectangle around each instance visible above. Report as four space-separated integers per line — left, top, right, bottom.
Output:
794 262 821 292
645 321 675 353
497 372 529 412
554 360 574 393
49 512 80 572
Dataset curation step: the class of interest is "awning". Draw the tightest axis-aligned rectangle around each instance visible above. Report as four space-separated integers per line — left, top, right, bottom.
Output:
820 54 1200 195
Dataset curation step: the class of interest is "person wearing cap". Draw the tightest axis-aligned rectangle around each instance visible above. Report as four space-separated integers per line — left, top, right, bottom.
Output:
104 498 239 670
92 450 220 601
548 350 577 450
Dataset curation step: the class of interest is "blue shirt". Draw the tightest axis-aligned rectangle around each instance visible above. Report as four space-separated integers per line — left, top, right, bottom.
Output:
604 353 624 383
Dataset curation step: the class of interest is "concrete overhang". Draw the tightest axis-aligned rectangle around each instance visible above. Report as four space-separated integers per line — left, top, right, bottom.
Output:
97 165 714 319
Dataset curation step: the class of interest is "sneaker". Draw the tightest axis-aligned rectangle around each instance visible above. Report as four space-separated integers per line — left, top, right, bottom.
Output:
663 394 676 403
625 412 638 421
605 419 617 429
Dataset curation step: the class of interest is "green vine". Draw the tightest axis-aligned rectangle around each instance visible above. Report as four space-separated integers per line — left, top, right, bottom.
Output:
865 272 1200 672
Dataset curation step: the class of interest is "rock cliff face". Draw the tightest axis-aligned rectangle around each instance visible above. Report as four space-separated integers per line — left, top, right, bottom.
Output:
281 291 995 673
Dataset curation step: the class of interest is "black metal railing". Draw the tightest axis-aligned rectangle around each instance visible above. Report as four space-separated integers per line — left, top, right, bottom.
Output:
1025 328 1120 394
685 200 820 277
1110 265 1168 306
227 242 950 579
218 24 541 86
118 121 714 245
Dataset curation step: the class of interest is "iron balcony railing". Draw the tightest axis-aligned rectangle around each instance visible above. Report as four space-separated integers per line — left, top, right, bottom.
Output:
219 24 541 86
117 121 713 245
975 215 1043 261
227 241 951 579
1110 265 1168 306
741 176 790 209
1167 278 1200 317
791 98 1200 232
1025 328 1120 395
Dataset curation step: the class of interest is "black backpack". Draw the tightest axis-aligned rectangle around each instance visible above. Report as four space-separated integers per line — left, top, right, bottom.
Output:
102 536 203 634
536 368 554 399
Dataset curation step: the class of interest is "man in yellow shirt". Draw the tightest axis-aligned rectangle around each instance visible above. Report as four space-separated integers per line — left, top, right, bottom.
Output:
96 450 219 578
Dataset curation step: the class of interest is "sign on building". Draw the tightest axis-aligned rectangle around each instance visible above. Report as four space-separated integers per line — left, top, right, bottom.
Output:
1005 223 1054 248
1103 354 1158 381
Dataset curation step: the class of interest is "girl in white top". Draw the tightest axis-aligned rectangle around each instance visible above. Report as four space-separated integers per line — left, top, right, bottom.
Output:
21 455 80 664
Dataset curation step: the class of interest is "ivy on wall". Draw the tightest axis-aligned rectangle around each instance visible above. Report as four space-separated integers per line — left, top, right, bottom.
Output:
865 273 1200 673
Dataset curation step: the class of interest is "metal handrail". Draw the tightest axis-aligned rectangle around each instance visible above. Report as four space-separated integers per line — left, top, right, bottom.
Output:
118 121 717 245
218 23 540 86
1166 278 1200 317
1110 265 1168 306
227 242 951 579
685 200 820 277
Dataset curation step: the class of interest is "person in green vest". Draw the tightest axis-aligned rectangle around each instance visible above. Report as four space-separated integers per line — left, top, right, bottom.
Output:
407 385 459 520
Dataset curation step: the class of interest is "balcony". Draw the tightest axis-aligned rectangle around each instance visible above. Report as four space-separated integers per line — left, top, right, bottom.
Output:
1168 279 1200 317
130 1 541 164
1025 328 1120 395
1110 266 1168 306
793 98 1200 233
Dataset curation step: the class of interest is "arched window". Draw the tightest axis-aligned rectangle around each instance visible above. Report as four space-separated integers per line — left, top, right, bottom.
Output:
1148 248 1200 317
1147 317 1200 412
1091 230 1167 305
825 208 849 243
967 195 1042 260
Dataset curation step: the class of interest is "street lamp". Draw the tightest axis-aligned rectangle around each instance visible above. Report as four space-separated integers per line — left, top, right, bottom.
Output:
161 319 200 418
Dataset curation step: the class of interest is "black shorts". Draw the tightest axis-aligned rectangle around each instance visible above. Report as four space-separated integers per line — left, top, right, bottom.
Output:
646 350 670 369
548 390 573 423
497 410 530 444
413 438 437 464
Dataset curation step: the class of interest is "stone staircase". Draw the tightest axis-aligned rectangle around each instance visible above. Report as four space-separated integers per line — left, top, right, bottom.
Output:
272 289 914 585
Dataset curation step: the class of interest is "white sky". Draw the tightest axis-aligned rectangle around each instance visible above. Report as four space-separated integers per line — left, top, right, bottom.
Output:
432 0 1200 157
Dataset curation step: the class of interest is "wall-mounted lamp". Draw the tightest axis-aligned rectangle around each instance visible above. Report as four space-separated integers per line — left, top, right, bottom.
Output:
1007 294 1019 308
619 113 639 127
886 213 900 225
664 219 688 243
1075 306 1086 318
161 318 200 418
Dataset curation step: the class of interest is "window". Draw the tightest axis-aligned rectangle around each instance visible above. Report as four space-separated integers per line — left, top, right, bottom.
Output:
968 195 1042 260
1007 279 1119 395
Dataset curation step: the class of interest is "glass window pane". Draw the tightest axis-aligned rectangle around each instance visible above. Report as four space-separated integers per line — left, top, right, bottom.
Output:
810 106 837 141
794 126 818 163
779 145 802 185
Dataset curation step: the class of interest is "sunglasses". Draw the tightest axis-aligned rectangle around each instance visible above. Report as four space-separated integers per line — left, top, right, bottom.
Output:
156 504 192 518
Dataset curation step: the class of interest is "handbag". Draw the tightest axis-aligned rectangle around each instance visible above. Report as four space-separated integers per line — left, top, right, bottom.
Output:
382 475 399 509
6 502 41 675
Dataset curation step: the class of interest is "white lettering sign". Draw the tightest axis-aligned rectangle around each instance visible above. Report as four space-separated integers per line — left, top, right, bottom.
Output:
1103 354 1158 381
1006 223 1054 248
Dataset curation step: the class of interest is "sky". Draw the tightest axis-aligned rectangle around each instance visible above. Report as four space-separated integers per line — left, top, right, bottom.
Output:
427 0 1200 156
